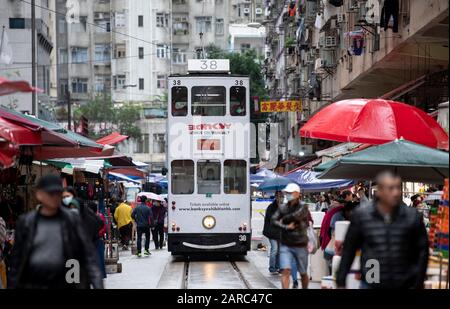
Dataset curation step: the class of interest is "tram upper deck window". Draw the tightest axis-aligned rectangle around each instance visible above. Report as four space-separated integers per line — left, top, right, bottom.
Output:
172 86 188 116
171 160 194 194
191 86 226 116
197 160 221 194
224 160 247 194
230 86 246 116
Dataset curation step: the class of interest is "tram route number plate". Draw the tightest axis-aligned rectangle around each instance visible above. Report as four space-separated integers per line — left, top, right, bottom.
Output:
238 234 247 242
188 59 230 72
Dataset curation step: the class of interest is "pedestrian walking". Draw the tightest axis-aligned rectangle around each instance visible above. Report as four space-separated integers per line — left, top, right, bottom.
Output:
87 201 107 279
272 183 312 289
131 196 153 257
151 200 167 250
9 175 103 289
336 171 429 289
262 191 283 274
114 199 133 250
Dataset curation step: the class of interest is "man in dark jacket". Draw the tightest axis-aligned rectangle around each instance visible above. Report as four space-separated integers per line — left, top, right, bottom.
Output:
131 196 153 257
272 183 311 289
9 175 103 289
263 191 283 274
151 201 167 250
336 171 429 289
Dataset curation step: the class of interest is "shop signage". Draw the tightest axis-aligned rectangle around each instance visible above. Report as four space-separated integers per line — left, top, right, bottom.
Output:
260 100 302 113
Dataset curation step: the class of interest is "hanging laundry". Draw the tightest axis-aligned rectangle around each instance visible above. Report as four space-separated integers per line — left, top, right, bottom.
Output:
288 1 297 17
315 14 323 29
329 0 343 7
380 0 399 33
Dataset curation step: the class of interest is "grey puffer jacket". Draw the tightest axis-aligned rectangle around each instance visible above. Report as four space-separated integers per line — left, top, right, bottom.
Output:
336 201 429 289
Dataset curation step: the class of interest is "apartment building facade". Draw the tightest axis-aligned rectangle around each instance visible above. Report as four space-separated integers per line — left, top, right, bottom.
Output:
263 0 449 166
0 0 54 120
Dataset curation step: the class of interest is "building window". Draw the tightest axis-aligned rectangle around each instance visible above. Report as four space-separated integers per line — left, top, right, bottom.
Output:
240 43 251 53
156 13 169 28
58 48 68 64
94 75 111 92
94 13 111 32
9 18 25 29
71 16 87 32
173 0 187 4
58 18 67 33
71 78 88 93
171 86 188 117
71 47 88 63
153 134 165 154
215 18 224 35
95 44 110 61
60 79 68 96
173 15 189 35
156 44 168 58
172 48 187 64
115 12 126 27
138 15 144 27
115 44 126 58
134 134 150 154
191 86 226 116
197 160 221 194
171 160 194 195
139 78 144 90
113 75 126 90
138 47 144 59
195 16 212 34
157 75 167 89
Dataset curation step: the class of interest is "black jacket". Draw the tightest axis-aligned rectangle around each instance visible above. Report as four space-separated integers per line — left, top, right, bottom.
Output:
78 202 103 243
272 200 310 247
263 200 282 241
131 204 154 229
9 207 104 289
336 201 429 289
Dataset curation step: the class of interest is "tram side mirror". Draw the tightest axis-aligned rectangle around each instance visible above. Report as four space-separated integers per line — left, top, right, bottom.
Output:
161 167 168 176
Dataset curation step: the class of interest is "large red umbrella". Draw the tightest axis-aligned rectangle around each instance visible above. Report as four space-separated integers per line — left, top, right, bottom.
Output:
300 99 449 149
0 77 43 96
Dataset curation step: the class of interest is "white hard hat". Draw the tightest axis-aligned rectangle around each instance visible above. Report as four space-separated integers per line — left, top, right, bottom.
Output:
282 183 301 193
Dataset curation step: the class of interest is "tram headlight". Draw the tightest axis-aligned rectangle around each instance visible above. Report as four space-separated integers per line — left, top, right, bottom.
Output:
202 215 216 229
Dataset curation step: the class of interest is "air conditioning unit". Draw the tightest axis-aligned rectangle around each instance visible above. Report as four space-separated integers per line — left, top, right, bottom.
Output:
325 36 337 48
337 13 345 23
243 8 250 15
255 8 263 15
314 58 325 71
94 12 104 19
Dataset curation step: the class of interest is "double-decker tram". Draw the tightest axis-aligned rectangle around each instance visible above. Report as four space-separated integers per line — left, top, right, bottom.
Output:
167 59 251 255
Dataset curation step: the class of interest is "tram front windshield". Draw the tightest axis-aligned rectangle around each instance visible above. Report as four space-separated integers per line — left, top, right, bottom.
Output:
192 86 226 116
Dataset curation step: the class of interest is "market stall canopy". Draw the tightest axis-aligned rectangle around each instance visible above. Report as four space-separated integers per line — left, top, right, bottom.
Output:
300 99 449 150
108 172 141 184
257 175 294 191
96 132 129 146
318 139 449 184
285 169 353 191
313 159 338 173
137 191 165 202
0 77 43 96
250 168 278 184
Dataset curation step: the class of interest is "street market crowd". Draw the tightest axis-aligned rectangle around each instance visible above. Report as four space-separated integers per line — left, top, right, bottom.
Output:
0 174 167 289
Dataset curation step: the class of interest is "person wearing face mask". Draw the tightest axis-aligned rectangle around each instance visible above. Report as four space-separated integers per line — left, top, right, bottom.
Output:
262 191 283 274
62 187 80 213
272 183 312 289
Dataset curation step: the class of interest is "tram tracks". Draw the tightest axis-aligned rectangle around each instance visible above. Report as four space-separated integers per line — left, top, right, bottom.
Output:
157 257 276 289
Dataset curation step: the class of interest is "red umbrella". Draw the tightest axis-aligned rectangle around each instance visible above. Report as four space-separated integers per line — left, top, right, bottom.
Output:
300 99 449 149
96 131 128 145
0 77 43 96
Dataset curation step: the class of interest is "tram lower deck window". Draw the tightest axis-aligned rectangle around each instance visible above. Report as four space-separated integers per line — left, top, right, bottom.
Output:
192 86 226 116
171 160 194 194
224 160 247 194
197 160 221 194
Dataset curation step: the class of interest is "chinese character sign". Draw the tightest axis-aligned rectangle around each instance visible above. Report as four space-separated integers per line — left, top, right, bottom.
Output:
260 100 302 113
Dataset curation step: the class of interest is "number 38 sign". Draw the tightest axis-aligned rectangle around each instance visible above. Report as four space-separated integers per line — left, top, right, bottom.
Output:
187 59 230 72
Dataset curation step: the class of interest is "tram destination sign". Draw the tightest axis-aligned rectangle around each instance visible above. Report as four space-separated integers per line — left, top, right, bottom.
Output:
187 59 230 73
